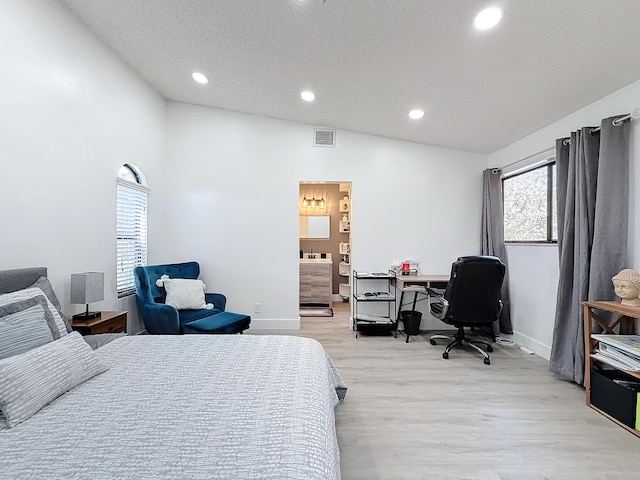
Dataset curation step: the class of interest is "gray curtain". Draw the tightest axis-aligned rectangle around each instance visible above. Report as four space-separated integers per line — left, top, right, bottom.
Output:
481 168 512 334
549 115 630 385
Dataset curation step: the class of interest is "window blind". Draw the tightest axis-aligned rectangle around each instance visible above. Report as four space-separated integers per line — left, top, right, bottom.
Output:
116 179 149 298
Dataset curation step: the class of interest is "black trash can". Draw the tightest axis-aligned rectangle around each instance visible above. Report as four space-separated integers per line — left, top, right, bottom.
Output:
400 310 422 336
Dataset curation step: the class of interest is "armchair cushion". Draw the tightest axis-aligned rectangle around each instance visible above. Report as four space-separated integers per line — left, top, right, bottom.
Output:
178 307 223 327
157 276 210 310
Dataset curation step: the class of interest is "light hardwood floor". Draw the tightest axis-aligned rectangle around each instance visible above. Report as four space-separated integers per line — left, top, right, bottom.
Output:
252 302 640 479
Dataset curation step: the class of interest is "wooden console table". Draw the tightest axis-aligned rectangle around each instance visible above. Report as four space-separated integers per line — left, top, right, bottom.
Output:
583 301 640 437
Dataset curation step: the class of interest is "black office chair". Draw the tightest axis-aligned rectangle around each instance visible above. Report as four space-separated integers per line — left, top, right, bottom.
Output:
428 256 505 365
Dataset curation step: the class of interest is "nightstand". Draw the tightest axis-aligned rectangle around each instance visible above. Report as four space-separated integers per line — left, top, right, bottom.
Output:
69 311 127 335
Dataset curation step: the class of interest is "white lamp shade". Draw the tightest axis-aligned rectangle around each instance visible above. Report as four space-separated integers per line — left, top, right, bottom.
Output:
70 272 104 304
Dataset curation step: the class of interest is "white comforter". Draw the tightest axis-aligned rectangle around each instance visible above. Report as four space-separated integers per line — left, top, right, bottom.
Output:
0 334 346 479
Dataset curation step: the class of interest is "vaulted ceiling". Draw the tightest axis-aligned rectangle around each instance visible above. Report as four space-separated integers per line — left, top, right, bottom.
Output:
60 0 640 154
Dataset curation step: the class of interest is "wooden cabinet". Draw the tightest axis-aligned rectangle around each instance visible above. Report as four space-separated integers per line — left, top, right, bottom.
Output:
300 262 333 306
583 301 640 437
70 311 127 335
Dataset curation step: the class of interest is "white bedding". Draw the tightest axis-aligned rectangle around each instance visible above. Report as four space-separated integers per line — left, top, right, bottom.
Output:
0 334 346 479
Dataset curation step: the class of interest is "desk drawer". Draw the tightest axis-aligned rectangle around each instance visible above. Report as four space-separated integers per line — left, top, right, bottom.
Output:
91 316 126 334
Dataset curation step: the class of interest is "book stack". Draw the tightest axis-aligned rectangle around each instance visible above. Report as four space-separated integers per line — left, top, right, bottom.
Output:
591 334 640 371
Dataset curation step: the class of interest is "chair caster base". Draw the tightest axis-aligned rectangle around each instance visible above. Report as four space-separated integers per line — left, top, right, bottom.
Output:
443 352 449 359
430 339 437 345
484 357 491 365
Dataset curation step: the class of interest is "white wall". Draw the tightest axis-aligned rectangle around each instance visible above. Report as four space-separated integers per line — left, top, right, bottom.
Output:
163 102 486 329
489 80 640 358
0 0 487 334
22 0 629 341
0 0 167 332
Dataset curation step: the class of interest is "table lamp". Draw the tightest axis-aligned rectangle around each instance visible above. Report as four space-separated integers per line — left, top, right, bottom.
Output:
70 272 104 320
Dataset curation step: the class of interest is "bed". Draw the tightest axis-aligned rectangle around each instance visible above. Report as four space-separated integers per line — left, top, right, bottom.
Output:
0 267 347 479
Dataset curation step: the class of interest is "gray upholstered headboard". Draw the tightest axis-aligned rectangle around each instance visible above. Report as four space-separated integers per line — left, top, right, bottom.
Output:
0 267 48 295
0 267 126 349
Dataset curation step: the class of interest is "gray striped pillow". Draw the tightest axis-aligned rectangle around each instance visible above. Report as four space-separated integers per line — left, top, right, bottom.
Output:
0 332 109 428
30 276 73 334
0 287 68 338
0 302 54 359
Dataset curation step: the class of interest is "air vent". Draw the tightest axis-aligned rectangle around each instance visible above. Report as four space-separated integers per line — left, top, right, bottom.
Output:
314 129 336 147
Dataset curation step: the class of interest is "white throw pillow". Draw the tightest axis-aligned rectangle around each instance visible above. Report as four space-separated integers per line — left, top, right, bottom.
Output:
163 279 208 310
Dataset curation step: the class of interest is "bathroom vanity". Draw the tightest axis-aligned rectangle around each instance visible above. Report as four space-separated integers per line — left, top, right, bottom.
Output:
299 255 333 306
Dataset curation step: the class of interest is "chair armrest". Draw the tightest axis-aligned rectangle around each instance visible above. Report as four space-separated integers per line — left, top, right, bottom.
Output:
426 287 445 296
205 293 227 311
426 288 449 320
141 303 180 334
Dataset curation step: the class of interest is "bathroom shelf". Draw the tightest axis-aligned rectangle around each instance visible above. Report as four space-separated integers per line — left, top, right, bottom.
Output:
338 188 351 303
339 263 350 276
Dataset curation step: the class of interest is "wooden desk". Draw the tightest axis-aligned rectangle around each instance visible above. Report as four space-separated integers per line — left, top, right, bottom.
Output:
395 274 450 290
69 311 128 335
395 274 449 342
583 301 640 437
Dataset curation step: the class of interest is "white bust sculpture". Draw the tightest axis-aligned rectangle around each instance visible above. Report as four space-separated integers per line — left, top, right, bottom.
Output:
612 269 640 306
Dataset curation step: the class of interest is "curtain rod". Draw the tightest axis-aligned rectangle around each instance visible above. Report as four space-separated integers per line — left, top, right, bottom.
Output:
494 145 556 172
494 109 639 170
562 109 640 144
591 111 635 133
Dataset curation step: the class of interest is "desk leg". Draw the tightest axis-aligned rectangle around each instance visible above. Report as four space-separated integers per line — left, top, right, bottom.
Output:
397 290 405 327
411 292 419 312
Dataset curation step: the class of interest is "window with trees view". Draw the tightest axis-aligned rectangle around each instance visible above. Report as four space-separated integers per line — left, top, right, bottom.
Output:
503 162 557 243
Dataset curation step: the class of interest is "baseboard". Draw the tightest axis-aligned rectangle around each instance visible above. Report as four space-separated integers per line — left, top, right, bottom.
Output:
250 318 300 330
511 331 551 360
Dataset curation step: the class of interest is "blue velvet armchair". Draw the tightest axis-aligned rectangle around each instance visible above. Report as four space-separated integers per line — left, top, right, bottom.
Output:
133 262 228 334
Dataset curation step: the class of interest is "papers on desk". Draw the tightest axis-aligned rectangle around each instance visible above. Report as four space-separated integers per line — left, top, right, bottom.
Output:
357 292 395 300
591 335 640 371
354 271 393 278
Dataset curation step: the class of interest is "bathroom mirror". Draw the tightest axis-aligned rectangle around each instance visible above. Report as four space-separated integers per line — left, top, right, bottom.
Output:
300 215 330 239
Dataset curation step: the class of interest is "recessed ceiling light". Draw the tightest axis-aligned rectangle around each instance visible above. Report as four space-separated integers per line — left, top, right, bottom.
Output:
409 109 424 120
301 90 316 102
474 7 503 30
192 72 208 84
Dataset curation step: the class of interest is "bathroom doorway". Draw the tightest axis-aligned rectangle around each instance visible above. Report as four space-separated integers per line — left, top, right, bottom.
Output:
299 182 351 319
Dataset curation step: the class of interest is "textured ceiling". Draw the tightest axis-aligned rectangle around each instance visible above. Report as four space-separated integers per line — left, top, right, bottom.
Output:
60 0 640 154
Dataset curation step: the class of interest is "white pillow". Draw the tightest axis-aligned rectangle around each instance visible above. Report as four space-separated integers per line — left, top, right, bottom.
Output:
0 331 109 427
163 278 209 310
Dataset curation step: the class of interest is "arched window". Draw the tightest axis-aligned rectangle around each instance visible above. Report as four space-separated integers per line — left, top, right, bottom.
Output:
116 164 149 297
